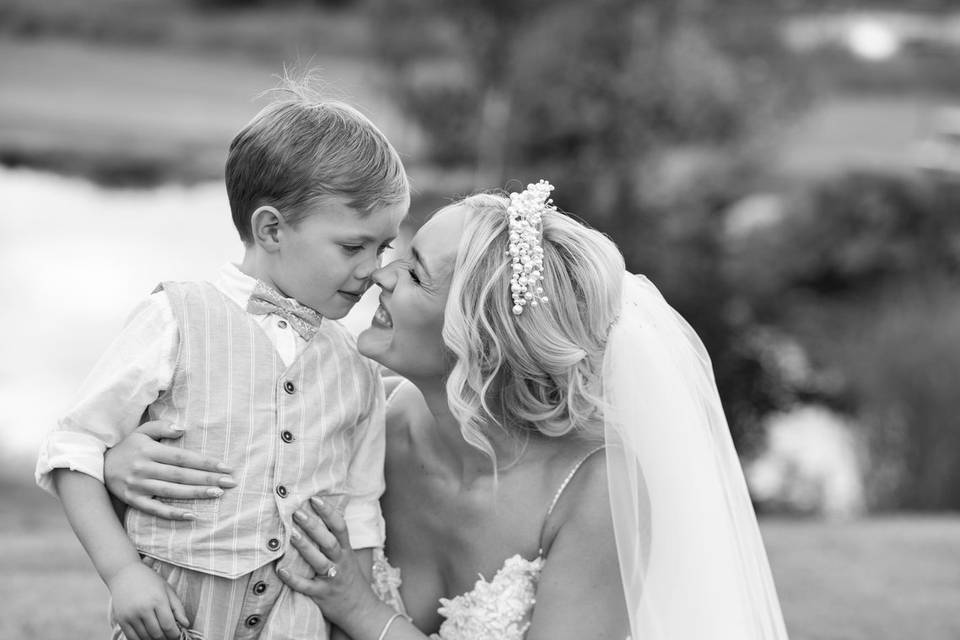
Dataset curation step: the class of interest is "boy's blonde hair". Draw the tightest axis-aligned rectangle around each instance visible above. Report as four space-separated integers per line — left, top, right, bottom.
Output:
226 83 409 243
441 193 625 466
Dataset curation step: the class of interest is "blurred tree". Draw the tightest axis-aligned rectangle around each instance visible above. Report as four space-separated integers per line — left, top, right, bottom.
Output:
727 172 960 509
847 283 960 511
368 0 807 456
728 172 960 309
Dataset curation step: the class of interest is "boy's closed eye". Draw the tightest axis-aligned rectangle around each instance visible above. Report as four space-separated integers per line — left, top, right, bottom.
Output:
339 242 394 256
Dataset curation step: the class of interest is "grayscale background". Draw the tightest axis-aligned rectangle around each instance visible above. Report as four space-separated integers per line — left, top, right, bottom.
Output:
2 1 959 637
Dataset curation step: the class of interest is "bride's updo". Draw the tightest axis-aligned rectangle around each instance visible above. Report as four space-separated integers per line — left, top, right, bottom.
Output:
442 192 625 464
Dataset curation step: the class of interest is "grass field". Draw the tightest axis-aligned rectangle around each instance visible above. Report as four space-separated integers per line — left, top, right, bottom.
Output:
2 464 958 640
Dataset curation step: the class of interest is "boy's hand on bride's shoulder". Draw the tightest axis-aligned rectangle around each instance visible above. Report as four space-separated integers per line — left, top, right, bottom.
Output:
107 561 190 640
104 420 236 521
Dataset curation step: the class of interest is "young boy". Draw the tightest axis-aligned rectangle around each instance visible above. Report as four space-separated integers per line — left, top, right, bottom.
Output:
36 86 410 640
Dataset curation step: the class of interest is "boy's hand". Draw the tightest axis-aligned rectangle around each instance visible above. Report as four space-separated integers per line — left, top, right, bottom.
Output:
107 562 190 640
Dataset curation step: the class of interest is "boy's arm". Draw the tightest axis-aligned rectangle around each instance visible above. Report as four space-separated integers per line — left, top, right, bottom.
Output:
36 293 179 495
40 294 185 639
326 363 385 640
53 469 190 639
342 372 387 552
53 469 144 584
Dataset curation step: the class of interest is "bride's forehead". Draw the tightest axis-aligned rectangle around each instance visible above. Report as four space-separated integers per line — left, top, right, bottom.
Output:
413 203 471 260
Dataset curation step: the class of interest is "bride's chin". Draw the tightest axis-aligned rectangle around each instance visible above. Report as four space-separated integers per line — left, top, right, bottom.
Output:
357 326 393 361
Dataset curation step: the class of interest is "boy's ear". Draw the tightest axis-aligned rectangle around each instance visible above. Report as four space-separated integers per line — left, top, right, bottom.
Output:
250 206 283 253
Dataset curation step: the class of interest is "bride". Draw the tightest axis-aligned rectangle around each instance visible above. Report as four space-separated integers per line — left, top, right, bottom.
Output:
105 182 789 639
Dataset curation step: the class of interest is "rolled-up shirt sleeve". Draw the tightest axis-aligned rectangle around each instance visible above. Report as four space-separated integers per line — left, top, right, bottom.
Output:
342 369 387 550
35 293 178 495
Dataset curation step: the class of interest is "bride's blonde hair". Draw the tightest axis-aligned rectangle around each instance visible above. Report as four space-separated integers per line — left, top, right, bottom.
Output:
442 192 625 466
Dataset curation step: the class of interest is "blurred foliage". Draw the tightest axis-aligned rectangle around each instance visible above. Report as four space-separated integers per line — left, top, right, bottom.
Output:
728 172 960 308
844 284 960 511
729 172 960 509
369 0 803 175
367 0 810 456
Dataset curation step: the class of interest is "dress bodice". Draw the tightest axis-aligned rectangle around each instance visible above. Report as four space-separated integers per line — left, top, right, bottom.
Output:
435 553 543 640
372 550 543 640
370 446 605 640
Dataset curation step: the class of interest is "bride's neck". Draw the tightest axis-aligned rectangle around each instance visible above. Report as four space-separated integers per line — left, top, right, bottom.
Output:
409 375 523 485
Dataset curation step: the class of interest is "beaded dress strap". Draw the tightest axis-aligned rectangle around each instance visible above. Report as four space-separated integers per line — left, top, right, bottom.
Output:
538 445 606 555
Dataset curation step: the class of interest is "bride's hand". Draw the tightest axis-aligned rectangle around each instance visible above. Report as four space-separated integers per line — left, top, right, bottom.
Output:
104 420 236 520
279 497 380 627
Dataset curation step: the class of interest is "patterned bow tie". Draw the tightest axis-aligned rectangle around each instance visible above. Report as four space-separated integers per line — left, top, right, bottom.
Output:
246 281 323 341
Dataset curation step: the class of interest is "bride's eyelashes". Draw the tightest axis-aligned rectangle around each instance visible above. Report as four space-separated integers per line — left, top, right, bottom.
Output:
393 256 422 285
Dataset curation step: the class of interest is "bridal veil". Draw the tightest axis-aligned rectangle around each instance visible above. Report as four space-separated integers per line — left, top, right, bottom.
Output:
603 273 789 639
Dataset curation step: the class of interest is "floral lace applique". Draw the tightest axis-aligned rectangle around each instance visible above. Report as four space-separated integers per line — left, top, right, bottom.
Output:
372 547 408 617
431 554 544 640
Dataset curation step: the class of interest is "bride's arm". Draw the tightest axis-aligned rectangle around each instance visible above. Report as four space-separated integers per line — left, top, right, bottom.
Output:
103 421 236 520
279 497 429 640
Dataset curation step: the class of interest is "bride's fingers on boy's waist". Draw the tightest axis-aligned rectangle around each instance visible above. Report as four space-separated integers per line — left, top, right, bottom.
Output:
139 478 225 501
134 420 235 476
134 420 184 442
129 496 198 522
148 438 234 475
153 461 236 488
309 496 349 543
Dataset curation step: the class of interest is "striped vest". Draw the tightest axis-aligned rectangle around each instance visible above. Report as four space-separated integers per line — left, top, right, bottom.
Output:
126 281 379 578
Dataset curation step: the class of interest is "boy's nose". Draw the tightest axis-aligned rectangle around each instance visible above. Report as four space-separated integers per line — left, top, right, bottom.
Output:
354 253 382 281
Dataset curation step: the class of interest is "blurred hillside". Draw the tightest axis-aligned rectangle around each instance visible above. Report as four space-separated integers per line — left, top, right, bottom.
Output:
0 0 423 184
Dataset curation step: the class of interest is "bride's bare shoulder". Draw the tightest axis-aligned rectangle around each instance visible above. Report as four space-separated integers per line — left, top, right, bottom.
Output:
540 444 615 550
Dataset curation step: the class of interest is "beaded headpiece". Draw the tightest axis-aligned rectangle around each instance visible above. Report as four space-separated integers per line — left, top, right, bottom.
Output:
507 180 555 315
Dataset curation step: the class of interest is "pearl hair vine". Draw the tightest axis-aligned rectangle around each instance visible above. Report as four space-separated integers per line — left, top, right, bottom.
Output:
507 180 554 315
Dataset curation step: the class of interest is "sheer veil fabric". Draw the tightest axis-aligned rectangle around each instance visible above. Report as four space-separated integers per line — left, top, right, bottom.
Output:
603 273 789 639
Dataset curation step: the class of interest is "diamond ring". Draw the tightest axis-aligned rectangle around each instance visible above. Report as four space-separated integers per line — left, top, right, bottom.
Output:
323 565 338 579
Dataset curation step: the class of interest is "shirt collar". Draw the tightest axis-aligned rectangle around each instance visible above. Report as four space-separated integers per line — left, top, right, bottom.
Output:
215 263 261 311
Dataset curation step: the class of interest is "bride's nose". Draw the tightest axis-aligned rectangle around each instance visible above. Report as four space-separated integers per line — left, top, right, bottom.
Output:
371 263 397 292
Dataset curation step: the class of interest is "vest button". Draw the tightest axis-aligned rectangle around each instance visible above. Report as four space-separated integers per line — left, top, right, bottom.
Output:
252 581 267 595
277 319 288 329
276 485 288 498
283 380 296 394
281 430 294 443
267 537 281 551
245 615 262 627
